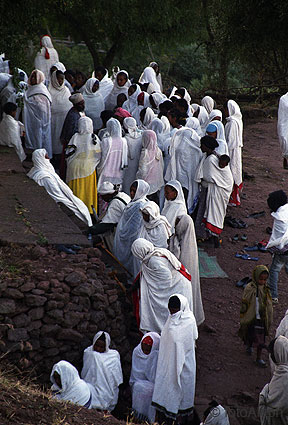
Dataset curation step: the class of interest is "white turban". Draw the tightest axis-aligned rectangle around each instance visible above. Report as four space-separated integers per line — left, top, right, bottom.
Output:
69 92 84 105
98 181 116 195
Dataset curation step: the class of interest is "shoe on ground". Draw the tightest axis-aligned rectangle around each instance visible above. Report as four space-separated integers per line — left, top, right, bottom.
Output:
246 347 253 355
272 298 279 305
256 359 267 368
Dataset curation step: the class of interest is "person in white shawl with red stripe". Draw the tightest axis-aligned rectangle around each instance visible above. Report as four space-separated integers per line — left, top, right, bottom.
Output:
81 331 123 411
131 238 193 334
34 35 59 81
152 294 198 424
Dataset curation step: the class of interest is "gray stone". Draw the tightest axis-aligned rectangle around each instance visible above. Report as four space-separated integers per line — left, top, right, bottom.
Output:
28 307 44 320
0 281 8 293
12 313 31 327
64 271 86 286
78 296 91 310
19 281 36 292
3 288 24 299
37 281 50 291
27 320 42 331
40 337 57 348
8 328 28 342
31 289 45 295
0 299 16 314
45 348 60 357
46 309 63 321
41 324 60 336
108 295 118 304
63 312 83 327
90 311 106 324
57 329 83 341
25 294 47 306
23 341 33 352
72 283 95 297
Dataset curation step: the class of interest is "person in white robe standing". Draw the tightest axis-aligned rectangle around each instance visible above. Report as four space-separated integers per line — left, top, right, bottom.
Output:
186 116 202 137
27 149 92 227
193 103 209 135
122 84 141 116
161 180 187 233
23 69 52 158
139 65 162 93
50 360 93 408
139 107 156 130
105 70 131 110
277 91 288 169
139 201 171 248
48 70 71 157
224 99 243 206
93 66 114 103
97 118 128 188
201 95 215 114
130 332 160 424
152 294 198 425
0 102 26 162
82 78 105 131
169 214 205 326
113 179 150 278
34 35 59 81
122 117 143 194
81 331 123 411
259 335 288 425
206 122 228 156
165 127 202 214
131 239 193 334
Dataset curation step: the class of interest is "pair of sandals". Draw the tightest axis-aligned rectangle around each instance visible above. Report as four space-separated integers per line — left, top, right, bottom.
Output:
225 216 248 229
244 240 268 253
56 244 81 255
233 234 247 241
235 252 258 261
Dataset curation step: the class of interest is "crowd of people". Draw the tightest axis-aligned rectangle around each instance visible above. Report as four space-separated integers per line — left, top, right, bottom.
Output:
1 35 288 424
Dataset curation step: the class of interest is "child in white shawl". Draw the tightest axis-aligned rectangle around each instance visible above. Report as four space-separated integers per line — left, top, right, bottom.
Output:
113 179 150 278
27 149 92 227
169 215 205 326
81 331 123 411
97 118 128 188
259 336 288 424
122 117 143 194
152 294 198 424
131 238 193 334
139 201 171 248
105 70 131 110
130 332 160 424
51 360 93 408
161 180 187 233
0 102 26 162
83 78 105 131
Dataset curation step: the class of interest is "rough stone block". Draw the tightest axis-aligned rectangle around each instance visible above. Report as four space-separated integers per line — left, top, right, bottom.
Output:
28 307 44 320
19 282 36 292
64 271 86 286
57 329 83 341
72 283 95 297
25 294 47 306
8 328 28 342
12 313 31 327
3 288 24 299
0 299 16 314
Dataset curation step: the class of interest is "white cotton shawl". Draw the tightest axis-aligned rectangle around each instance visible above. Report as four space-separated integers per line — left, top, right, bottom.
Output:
81 331 123 411
148 118 166 148
140 107 156 130
66 116 101 182
51 360 91 407
52 61 66 72
139 66 161 93
165 128 202 213
122 84 142 115
83 78 105 131
98 118 128 187
169 215 205 326
161 180 187 232
225 99 243 186
197 105 209 134
95 69 114 102
266 203 288 250
122 117 143 194
277 92 288 157
206 120 228 156
161 116 171 134
133 92 150 125
113 180 150 277
48 70 71 154
201 95 215 114
27 149 92 226
259 336 288 423
186 117 202 137
0 114 26 161
150 92 166 112
152 294 198 417
131 239 193 333
105 70 131 110
136 130 164 194
34 36 59 81
209 109 223 123
276 310 288 338
203 405 230 425
139 201 172 248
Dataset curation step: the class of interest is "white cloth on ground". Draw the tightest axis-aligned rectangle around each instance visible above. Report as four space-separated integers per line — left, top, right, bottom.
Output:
27 149 92 226
225 99 243 186
161 180 187 233
131 239 193 333
81 331 123 411
139 201 172 248
0 113 26 161
83 78 105 131
152 294 198 418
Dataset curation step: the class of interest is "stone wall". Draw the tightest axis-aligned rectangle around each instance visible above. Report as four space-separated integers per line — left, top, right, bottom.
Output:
0 245 135 382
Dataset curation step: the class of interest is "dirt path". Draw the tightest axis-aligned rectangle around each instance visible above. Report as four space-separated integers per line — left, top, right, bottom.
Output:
195 117 288 424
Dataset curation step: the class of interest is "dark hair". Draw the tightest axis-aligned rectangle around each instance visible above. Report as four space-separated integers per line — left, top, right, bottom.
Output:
219 154 230 164
98 332 106 342
130 181 138 190
169 108 186 125
3 102 17 115
94 66 106 76
159 100 173 113
176 98 188 110
117 71 128 80
75 70 87 80
65 69 75 78
175 88 186 98
268 338 277 364
100 110 114 126
200 135 219 150
117 93 127 101
170 96 179 103
168 295 181 309
56 70 64 78
267 190 287 212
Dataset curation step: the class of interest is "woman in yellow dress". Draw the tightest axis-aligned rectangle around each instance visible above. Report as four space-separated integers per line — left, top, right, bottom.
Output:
66 116 101 213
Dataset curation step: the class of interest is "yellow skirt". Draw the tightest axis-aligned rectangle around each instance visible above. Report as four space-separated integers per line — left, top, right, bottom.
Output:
68 171 97 214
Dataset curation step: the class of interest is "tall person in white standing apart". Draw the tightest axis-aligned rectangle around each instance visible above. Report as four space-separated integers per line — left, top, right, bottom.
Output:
277 90 288 169
34 35 59 82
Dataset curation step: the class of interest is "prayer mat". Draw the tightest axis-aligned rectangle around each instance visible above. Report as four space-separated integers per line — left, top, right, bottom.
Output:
198 248 228 278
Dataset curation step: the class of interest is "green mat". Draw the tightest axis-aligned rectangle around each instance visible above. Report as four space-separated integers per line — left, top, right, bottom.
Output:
198 248 228 278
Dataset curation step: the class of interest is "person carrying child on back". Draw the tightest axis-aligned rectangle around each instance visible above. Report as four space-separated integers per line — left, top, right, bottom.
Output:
238 265 273 368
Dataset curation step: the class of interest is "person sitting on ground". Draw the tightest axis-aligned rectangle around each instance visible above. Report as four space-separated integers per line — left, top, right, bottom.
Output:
81 331 123 412
266 190 288 304
161 180 187 233
259 335 288 424
152 294 198 425
27 149 92 227
130 332 161 424
131 239 193 333
0 102 26 162
139 201 171 248
50 360 94 408
238 265 273 368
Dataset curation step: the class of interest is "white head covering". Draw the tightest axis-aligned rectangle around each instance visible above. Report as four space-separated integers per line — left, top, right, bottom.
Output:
130 331 160 386
131 179 150 202
209 109 223 122
98 181 116 195
141 107 156 129
186 116 202 136
122 84 142 114
106 117 122 137
225 99 243 149
52 61 66 72
83 78 99 96
131 238 181 270
139 66 161 93
206 120 228 155
201 95 215 114
50 360 91 406
49 70 66 92
139 201 172 247
105 70 131 110
41 35 54 49
161 180 187 232
69 92 84 105
123 117 142 139
161 116 171 134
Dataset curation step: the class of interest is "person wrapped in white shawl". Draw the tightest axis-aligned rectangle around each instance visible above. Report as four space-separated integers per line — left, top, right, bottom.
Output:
34 35 59 81
82 78 105 131
27 149 92 227
139 107 156 130
122 84 142 116
136 130 164 196
130 332 160 424
201 95 215 115
0 102 26 162
93 66 113 102
105 70 131 110
81 331 123 411
277 91 288 169
161 180 187 233
122 117 143 194
131 239 193 334
97 118 128 188
139 201 171 248
259 336 288 424
139 66 162 93
206 121 228 156
152 294 198 423
51 360 93 408
165 127 202 214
